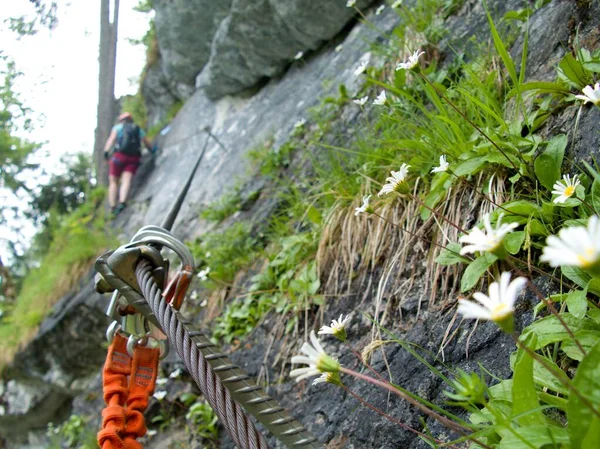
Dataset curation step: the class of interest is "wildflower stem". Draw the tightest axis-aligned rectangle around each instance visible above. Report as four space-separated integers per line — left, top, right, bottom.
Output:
339 367 471 434
341 385 463 449
371 212 469 260
345 340 468 426
505 259 586 356
407 194 467 233
416 72 520 171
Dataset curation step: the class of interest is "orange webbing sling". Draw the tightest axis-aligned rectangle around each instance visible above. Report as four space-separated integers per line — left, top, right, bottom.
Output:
98 333 160 449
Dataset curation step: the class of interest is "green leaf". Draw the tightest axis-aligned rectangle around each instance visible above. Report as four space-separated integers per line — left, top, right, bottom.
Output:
523 313 600 350
563 265 592 289
532 356 569 396
454 156 486 177
503 231 525 255
562 330 600 361
489 379 513 402
512 332 544 425
460 253 497 292
534 134 567 191
497 425 569 449
557 53 593 89
491 200 544 224
507 81 570 98
435 243 469 266
566 288 588 319
306 205 322 225
591 179 600 212
567 341 600 449
486 10 518 86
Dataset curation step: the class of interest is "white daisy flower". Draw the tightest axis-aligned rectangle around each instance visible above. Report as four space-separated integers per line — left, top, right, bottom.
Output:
353 96 369 106
312 372 343 387
575 83 600 105
459 213 518 255
155 378 168 386
335 44 344 53
373 90 387 105
290 331 340 382
541 216 600 270
551 174 581 204
375 5 385 15
458 272 527 332
346 0 356 7
169 368 183 379
294 51 304 60
146 429 158 437
293 118 307 129
354 61 368 77
391 0 403 8
396 49 425 71
153 390 167 401
378 164 410 196
197 267 211 281
354 195 372 216
318 314 352 341
431 155 449 173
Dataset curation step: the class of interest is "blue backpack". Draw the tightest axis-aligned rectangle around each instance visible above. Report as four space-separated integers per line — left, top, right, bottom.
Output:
117 123 141 156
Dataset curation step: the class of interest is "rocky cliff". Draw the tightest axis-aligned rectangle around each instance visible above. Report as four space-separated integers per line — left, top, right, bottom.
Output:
2 1 600 448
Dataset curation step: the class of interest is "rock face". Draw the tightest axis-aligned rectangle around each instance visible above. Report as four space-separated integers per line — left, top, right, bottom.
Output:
196 0 375 98
0 271 110 443
152 0 232 96
144 0 376 124
141 54 180 128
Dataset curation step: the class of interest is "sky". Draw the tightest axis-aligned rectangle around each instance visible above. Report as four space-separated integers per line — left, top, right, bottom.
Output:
1 0 151 255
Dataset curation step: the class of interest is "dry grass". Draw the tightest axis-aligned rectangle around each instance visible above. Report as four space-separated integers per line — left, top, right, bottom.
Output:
316 174 509 353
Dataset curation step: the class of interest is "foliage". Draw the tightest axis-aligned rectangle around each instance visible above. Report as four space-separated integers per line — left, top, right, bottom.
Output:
0 188 114 371
0 57 39 193
212 231 321 343
185 400 219 444
47 414 97 449
190 222 259 286
6 1 58 37
200 190 243 222
183 1 600 448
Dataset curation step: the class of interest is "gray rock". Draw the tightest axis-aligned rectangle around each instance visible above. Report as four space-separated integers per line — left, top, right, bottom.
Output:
142 56 181 129
196 0 376 98
0 271 110 441
153 0 233 95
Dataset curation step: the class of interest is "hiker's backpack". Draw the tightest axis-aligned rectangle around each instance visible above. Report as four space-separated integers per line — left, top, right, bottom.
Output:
117 123 142 156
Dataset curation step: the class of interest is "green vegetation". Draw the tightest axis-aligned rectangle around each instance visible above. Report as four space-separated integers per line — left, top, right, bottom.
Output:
181 1 600 447
47 414 97 449
0 188 114 370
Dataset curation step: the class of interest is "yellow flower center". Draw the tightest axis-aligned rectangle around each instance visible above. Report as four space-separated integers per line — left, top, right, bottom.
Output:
576 247 597 268
490 303 511 321
564 185 575 198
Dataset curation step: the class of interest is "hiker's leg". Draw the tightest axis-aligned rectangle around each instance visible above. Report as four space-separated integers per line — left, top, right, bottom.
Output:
119 171 134 204
108 176 119 208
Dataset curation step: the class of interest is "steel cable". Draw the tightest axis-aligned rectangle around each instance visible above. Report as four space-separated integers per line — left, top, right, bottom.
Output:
136 259 267 449
136 259 322 449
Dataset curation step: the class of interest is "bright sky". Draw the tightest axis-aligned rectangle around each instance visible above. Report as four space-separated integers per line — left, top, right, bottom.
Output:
1 0 150 168
0 0 151 254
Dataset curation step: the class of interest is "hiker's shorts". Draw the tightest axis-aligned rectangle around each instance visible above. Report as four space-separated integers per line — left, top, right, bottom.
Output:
109 152 141 178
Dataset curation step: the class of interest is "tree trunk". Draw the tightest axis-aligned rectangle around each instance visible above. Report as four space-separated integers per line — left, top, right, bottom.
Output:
93 0 119 186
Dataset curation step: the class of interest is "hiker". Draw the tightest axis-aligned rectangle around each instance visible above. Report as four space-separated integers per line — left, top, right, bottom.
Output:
103 112 152 215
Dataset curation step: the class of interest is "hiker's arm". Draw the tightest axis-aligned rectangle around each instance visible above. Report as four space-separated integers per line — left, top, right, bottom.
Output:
142 136 152 150
104 130 117 156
